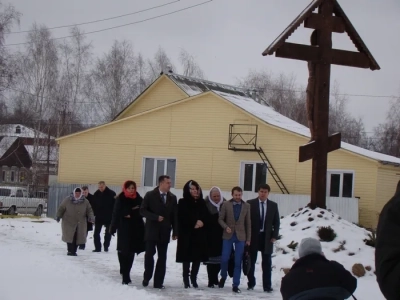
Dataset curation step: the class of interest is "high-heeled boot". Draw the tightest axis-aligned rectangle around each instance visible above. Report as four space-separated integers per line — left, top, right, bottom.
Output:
182 262 191 288
190 261 200 288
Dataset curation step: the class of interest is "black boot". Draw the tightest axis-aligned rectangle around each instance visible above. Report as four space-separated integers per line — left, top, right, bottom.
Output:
182 262 191 288
118 252 124 275
79 244 85 250
190 261 200 288
125 254 134 283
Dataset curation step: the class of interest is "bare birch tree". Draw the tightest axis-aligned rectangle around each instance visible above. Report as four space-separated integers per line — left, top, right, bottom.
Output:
11 23 58 185
147 46 175 82
179 48 204 78
85 40 139 122
371 97 400 157
56 26 92 135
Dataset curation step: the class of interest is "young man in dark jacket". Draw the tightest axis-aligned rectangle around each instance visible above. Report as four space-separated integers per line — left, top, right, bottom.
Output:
140 175 178 289
79 186 95 250
281 237 357 300
246 183 280 292
376 180 400 300
92 181 116 252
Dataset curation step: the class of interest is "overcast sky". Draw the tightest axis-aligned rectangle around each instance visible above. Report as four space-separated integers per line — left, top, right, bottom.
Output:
6 0 400 133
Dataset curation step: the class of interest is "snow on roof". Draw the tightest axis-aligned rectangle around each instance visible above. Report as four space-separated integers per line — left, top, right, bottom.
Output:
0 137 18 158
166 73 400 165
24 145 58 163
0 124 53 139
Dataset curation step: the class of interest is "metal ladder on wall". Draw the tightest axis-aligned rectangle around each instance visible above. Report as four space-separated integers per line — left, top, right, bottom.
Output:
255 146 290 194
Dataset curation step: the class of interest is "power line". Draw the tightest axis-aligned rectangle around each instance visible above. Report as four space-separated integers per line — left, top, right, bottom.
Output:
4 0 214 47
7 0 180 35
4 84 399 101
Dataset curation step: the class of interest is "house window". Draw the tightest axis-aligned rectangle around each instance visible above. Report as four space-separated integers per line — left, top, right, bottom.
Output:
19 171 25 183
143 158 176 188
1 170 5 182
10 171 15 182
15 126 21 134
327 170 354 198
240 162 267 192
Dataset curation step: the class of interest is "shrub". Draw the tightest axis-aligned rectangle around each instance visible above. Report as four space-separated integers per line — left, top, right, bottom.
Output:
287 241 298 251
317 226 337 242
333 241 346 253
364 231 376 248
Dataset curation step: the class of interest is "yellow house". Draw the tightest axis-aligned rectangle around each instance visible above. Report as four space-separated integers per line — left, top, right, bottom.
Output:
56 72 400 227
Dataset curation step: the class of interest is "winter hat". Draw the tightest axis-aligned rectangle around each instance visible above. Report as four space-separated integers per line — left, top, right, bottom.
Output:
75 187 81 193
298 237 323 258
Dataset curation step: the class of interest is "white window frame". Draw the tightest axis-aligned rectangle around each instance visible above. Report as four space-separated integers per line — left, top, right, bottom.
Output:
141 157 177 188
326 169 355 198
239 160 268 192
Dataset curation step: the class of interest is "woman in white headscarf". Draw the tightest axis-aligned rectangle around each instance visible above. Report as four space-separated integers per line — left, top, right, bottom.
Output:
57 187 95 256
204 186 226 288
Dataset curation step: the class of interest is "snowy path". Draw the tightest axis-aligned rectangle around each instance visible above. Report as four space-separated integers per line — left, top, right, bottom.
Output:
0 218 280 300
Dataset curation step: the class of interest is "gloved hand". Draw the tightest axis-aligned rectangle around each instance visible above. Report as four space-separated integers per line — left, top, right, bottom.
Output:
56 217 60 223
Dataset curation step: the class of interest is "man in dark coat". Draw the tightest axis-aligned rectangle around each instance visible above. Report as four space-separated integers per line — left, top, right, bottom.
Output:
92 181 116 252
376 180 400 300
79 186 95 250
246 183 280 292
281 237 357 300
140 175 178 289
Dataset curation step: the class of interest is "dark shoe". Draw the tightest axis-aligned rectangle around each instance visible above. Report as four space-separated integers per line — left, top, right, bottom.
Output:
264 287 273 293
79 244 85 250
232 286 241 293
247 285 254 291
218 278 226 288
142 280 149 287
92 249 101 253
122 274 131 285
183 276 190 288
154 285 165 289
67 252 77 256
190 277 198 289
104 247 109 252
208 282 215 288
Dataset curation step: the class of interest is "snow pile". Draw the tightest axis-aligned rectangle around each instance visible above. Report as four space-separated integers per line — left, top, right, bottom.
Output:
270 206 382 298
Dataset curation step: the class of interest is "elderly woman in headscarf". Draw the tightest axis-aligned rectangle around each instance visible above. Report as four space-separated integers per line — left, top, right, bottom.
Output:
204 186 226 288
56 187 95 256
110 180 145 285
176 180 209 289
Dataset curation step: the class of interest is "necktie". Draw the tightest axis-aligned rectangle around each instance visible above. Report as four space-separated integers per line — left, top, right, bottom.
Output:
162 193 166 204
260 202 265 231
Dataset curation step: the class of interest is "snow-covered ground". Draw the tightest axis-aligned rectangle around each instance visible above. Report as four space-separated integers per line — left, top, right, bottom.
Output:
0 211 384 300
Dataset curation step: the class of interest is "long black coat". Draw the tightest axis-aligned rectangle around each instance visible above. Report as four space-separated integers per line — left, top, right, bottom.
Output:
176 191 209 263
376 181 400 300
86 193 95 231
204 196 225 258
140 187 178 244
92 187 116 224
110 192 145 254
248 198 280 254
281 254 357 300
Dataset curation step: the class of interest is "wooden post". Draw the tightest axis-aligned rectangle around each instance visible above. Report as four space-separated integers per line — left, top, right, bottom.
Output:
262 0 380 209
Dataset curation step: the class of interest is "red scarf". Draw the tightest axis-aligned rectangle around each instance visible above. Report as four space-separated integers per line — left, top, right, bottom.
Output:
123 182 137 199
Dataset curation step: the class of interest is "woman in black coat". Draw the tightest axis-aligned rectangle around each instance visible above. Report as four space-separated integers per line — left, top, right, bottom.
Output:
176 180 209 288
204 186 226 288
110 180 145 285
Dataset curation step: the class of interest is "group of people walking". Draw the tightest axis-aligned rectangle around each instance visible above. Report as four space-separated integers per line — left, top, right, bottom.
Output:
56 175 361 298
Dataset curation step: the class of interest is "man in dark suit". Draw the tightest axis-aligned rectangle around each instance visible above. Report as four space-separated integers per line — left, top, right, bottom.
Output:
92 181 116 252
140 175 178 289
247 183 280 292
79 186 95 250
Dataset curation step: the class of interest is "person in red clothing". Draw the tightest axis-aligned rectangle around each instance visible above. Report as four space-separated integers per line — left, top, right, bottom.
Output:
281 237 357 300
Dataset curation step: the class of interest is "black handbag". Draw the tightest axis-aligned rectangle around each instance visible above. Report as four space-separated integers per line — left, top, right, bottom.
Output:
242 246 251 276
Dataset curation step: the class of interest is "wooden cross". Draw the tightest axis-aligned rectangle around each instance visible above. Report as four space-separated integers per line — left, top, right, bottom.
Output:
262 0 380 209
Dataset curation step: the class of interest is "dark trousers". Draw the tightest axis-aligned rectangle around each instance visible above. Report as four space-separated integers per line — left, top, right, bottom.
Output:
206 264 220 285
247 232 272 289
118 252 135 277
93 222 111 251
67 230 78 254
182 261 201 279
143 241 169 287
